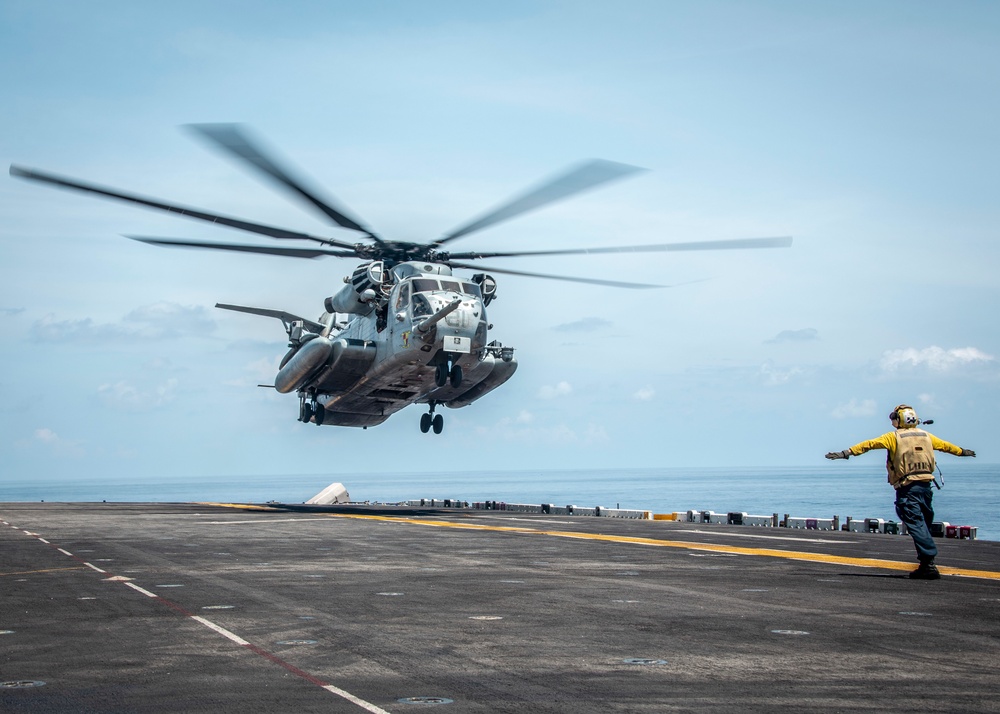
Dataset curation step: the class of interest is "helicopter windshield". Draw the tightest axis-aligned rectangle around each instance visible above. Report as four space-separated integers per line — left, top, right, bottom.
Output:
411 278 481 298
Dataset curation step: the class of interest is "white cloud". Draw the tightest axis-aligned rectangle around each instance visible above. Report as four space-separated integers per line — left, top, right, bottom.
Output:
98 379 178 410
633 387 655 401
544 424 580 444
34 427 60 443
124 302 216 337
880 346 994 373
30 303 217 343
831 398 877 419
225 356 284 387
765 328 819 344
583 424 609 443
538 381 573 399
489 410 535 429
758 363 803 386
476 414 606 446
488 409 535 426
31 315 131 343
553 318 613 333
28 427 85 456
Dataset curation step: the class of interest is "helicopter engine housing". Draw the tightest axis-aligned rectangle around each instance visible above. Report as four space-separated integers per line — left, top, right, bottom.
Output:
472 274 498 306
325 262 388 316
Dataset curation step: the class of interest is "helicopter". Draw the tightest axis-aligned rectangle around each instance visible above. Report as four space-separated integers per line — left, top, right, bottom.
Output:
10 124 792 434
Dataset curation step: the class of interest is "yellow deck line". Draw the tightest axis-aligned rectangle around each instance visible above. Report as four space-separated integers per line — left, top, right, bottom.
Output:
1 566 89 577
197 503 1000 581
320 513 1000 581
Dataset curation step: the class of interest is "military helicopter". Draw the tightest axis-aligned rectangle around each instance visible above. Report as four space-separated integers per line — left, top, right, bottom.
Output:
10 125 791 434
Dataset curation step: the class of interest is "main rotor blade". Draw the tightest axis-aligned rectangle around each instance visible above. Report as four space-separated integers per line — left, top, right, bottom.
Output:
10 164 361 249
445 236 793 260
447 260 665 289
186 123 381 242
126 236 358 259
433 159 646 248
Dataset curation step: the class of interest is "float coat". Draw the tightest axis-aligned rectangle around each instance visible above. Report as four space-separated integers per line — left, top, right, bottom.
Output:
889 429 936 487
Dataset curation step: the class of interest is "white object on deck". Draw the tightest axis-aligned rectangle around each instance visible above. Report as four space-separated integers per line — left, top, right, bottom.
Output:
307 482 350 505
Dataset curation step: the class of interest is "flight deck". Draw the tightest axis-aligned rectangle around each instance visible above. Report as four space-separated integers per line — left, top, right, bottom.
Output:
2 502 999 712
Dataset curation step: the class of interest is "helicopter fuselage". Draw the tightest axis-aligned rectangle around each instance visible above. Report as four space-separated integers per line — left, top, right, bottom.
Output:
270 261 517 430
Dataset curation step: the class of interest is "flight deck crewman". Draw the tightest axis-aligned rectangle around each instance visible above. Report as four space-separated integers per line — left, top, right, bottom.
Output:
825 404 976 580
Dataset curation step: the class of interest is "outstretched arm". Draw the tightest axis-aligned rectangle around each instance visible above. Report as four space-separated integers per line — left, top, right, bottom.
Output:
929 434 975 457
827 433 894 460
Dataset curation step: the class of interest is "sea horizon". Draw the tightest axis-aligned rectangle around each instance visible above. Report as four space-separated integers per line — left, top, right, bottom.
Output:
4 462 997 541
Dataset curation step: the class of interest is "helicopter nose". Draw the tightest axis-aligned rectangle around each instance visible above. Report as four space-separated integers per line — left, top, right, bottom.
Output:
444 301 477 329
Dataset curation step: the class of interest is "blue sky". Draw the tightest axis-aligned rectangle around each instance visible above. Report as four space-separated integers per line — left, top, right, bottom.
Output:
2 0 997 484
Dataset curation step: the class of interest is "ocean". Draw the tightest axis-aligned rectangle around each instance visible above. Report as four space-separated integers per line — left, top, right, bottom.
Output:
4 462 998 541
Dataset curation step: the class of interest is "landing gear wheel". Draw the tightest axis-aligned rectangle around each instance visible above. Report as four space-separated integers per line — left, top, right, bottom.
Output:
449 363 463 389
432 414 444 434
435 363 448 388
420 413 432 433
313 403 326 426
300 403 314 423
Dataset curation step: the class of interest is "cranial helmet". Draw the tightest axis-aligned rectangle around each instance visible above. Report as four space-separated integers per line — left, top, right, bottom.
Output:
889 404 919 429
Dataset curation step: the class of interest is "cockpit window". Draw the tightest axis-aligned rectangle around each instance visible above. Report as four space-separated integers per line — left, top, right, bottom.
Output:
412 278 439 293
395 282 411 310
411 277 481 298
411 294 433 318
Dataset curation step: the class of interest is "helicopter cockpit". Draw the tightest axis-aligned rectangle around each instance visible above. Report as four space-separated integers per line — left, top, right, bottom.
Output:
400 277 482 319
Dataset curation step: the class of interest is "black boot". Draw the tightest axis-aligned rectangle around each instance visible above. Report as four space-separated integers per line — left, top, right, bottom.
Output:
909 560 941 580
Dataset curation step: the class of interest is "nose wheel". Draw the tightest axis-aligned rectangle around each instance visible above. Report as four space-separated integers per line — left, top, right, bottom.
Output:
434 360 463 389
420 402 445 434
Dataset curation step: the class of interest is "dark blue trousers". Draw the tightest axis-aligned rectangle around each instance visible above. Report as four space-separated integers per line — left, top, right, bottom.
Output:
894 481 937 563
